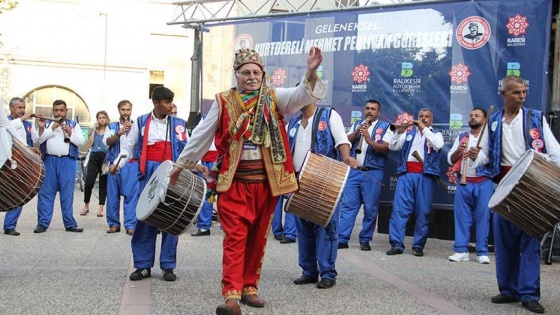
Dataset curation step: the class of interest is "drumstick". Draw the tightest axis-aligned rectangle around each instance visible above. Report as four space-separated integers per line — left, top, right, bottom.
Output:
115 154 127 167
475 105 494 149
354 168 384 186
459 133 470 186
459 105 494 186
412 150 447 190
412 150 423 164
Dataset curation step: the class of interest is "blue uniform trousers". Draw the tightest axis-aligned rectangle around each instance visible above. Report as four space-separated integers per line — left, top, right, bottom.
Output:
195 160 214 230
295 207 339 280
338 169 384 244
37 156 79 229
131 160 178 269
389 172 435 251
106 161 139 231
452 178 493 255
493 213 541 302
3 207 22 231
272 197 297 239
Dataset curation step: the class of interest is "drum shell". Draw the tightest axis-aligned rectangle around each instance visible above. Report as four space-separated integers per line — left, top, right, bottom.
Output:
488 150 560 238
137 161 207 236
285 152 349 227
0 138 45 212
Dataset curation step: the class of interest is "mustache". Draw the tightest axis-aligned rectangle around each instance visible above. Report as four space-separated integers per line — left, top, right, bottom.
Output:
246 80 259 84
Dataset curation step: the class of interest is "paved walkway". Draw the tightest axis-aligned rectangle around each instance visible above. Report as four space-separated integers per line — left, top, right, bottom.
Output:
1 186 560 315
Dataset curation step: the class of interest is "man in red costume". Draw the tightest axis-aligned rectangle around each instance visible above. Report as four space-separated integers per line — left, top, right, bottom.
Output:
169 47 325 315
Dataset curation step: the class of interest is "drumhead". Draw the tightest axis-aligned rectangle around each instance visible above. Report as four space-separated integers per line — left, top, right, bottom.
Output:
137 160 174 220
488 149 535 208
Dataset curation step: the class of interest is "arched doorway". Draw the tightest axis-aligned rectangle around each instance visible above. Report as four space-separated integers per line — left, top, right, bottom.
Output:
22 85 92 152
22 85 92 127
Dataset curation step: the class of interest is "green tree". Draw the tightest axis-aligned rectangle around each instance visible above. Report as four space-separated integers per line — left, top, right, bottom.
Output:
0 1 19 47
0 0 18 13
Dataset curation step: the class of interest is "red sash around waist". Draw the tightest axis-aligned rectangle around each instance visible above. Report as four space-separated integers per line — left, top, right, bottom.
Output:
406 161 423 173
146 141 172 162
466 176 487 183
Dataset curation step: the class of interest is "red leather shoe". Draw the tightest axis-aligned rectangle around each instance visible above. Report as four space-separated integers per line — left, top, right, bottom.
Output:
216 299 241 315
240 294 265 308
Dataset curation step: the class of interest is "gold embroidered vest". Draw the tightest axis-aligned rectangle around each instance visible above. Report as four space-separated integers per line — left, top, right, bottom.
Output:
214 89 298 196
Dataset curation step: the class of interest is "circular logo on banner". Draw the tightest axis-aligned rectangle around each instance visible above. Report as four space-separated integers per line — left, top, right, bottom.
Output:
289 127 297 137
457 16 491 50
529 128 540 139
376 128 383 134
532 139 544 150
175 125 185 134
318 121 327 131
406 134 413 142
491 121 498 132
233 34 254 52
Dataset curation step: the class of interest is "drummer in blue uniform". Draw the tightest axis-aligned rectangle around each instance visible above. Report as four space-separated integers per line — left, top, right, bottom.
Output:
35 100 85 233
386 108 444 257
3 97 39 236
110 87 196 282
287 99 357 289
487 75 560 314
103 100 139 235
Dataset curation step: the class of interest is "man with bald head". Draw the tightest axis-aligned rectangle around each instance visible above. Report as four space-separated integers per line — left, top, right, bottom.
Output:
487 75 560 314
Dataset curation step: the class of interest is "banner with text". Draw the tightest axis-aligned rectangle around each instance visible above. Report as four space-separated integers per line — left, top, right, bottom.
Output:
202 0 552 205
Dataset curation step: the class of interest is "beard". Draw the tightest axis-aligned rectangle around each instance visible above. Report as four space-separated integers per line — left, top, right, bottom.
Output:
468 120 482 128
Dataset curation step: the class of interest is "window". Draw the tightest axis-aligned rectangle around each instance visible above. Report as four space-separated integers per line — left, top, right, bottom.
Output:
149 70 164 98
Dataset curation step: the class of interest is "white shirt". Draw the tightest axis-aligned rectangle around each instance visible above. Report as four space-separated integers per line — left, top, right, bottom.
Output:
0 109 23 143
290 108 350 172
389 126 444 161
176 76 327 169
36 120 85 156
447 130 489 177
9 117 39 145
102 121 136 165
196 116 217 152
347 119 394 166
102 120 131 148
118 112 187 168
500 109 560 167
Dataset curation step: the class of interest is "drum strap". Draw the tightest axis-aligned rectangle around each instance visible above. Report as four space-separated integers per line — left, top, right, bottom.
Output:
139 114 152 174
310 108 326 150
525 109 532 150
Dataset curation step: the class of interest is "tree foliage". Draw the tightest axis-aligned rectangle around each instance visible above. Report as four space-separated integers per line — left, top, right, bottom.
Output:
0 1 18 47
0 0 18 13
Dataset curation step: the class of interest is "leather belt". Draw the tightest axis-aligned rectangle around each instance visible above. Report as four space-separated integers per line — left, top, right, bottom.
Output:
234 159 267 183
46 154 71 158
356 166 374 171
